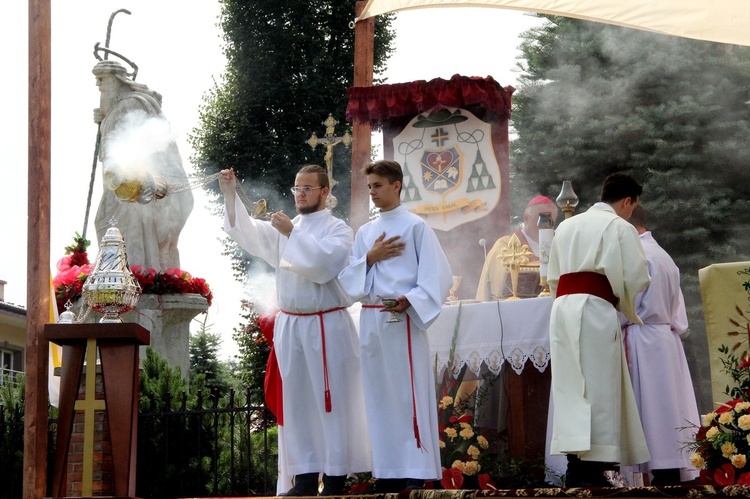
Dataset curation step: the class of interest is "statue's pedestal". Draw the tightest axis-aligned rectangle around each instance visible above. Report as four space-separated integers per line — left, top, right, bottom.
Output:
76 293 208 376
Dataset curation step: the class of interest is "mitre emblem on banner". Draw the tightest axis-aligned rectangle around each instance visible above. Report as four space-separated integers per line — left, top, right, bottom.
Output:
394 108 501 231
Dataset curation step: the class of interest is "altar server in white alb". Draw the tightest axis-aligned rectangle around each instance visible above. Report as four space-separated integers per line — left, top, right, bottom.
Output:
548 172 651 487
219 165 370 496
339 160 452 493
622 205 699 485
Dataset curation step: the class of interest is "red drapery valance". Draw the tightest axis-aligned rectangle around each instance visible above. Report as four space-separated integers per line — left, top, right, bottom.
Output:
346 74 514 127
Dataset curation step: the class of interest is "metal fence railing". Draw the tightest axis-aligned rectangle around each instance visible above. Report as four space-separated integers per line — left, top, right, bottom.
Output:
0 389 277 499
0 369 24 387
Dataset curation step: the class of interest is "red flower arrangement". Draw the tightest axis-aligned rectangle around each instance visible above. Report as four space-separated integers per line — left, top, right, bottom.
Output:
53 233 213 312
690 345 750 485
53 233 93 311
688 274 750 486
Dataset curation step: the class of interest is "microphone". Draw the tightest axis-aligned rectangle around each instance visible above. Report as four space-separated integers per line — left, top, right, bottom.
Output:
479 239 487 260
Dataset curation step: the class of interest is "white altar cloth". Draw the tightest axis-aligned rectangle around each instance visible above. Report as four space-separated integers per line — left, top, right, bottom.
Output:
429 297 552 377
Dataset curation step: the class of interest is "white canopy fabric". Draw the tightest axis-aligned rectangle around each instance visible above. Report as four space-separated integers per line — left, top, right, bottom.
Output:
355 0 750 47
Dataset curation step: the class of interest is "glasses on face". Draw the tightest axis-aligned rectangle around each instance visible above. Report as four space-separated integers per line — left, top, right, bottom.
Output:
290 186 323 196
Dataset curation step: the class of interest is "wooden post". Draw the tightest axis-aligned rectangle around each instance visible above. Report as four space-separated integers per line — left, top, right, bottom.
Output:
25 1 52 498
351 1 375 231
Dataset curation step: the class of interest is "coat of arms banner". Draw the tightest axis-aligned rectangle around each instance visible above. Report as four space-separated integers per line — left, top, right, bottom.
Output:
347 74 512 296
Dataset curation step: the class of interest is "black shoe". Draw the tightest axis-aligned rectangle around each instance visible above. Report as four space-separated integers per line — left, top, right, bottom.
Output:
565 456 614 488
405 479 424 490
280 472 320 496
320 474 346 496
363 478 407 494
650 468 681 486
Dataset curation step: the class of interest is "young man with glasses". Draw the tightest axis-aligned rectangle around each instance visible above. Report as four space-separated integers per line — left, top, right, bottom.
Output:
219 164 370 496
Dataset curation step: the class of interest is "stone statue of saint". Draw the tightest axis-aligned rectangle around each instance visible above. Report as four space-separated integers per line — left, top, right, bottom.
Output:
92 60 193 271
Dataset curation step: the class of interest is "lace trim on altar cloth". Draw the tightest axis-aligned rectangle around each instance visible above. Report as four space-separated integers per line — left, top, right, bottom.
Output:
433 344 550 377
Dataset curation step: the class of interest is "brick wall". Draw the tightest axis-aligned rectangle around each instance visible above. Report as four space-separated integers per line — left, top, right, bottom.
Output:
64 367 115 497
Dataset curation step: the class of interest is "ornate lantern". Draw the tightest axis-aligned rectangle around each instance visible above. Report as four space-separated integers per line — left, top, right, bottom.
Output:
556 180 580 219
82 225 141 322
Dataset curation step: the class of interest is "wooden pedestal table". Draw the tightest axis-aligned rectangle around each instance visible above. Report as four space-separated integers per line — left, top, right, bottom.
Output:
44 323 150 499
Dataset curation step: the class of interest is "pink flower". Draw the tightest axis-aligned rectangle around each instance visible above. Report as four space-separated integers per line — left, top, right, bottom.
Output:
56 255 73 271
53 266 85 288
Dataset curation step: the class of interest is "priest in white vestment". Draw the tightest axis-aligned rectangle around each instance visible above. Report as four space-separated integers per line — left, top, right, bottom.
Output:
220 165 371 496
621 205 700 485
548 172 651 487
339 160 452 493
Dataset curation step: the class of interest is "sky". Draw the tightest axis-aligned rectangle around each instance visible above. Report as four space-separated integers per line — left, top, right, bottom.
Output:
0 1 544 360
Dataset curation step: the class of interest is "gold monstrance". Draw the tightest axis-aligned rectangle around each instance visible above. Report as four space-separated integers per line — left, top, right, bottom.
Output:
498 234 534 301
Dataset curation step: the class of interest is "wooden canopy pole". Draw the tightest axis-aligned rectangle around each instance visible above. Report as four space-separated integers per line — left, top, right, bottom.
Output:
350 1 375 231
25 1 52 498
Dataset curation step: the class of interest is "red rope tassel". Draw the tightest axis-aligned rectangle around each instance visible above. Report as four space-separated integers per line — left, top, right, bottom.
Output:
319 313 332 413
280 307 344 414
406 317 422 449
413 416 422 449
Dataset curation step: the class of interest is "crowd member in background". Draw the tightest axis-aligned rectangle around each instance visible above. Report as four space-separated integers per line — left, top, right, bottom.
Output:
476 196 559 301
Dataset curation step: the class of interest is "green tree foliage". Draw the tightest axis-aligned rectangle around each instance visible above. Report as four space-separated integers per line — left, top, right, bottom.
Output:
512 15 750 411
0 349 276 497
190 316 231 398
0 375 25 499
137 348 206 496
190 0 395 278
138 347 276 496
139 347 187 411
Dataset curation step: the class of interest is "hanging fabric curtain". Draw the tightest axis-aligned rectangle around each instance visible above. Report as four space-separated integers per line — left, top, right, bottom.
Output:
355 0 750 47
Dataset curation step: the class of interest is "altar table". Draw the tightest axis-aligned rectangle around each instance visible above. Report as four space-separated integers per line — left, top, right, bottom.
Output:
429 297 553 462
429 297 552 377
350 297 553 461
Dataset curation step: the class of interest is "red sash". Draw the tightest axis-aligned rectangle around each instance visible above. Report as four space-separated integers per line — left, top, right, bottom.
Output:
280 306 346 413
362 304 423 449
258 312 283 425
556 271 618 307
